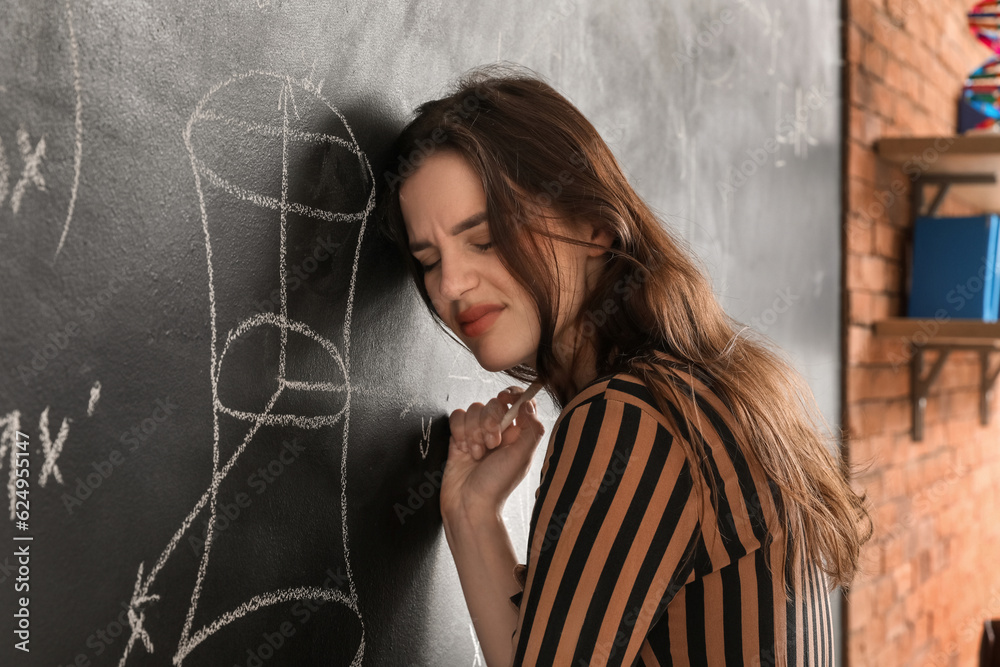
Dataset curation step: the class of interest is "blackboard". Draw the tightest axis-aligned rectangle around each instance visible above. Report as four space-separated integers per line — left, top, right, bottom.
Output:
0 0 843 664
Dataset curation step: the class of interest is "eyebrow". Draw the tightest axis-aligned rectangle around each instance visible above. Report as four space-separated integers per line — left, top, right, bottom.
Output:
408 211 488 253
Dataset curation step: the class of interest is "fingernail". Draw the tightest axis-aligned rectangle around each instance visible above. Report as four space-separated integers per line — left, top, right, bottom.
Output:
526 401 535 414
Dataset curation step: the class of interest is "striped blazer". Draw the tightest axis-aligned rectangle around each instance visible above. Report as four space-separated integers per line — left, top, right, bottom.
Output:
507 359 836 666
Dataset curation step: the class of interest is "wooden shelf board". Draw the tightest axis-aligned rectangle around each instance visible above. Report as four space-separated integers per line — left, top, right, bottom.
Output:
874 135 1000 211
874 317 1000 346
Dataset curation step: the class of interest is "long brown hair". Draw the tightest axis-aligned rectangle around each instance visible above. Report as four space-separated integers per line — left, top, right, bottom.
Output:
377 62 872 590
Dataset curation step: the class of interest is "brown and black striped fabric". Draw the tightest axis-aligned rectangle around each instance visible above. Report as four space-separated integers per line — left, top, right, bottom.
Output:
507 358 835 666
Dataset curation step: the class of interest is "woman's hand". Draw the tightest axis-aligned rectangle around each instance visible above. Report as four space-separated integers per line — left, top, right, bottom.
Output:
440 386 546 520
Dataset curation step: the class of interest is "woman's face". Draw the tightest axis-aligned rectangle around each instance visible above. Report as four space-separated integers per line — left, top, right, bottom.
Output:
399 149 604 374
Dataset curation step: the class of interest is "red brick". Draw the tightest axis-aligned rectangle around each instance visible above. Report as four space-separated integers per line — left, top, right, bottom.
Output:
871 292 898 319
875 575 897 615
937 35 980 81
850 103 885 146
892 560 914 598
908 12 940 50
913 612 931 649
884 0 907 25
868 335 910 367
883 466 905 499
847 254 885 292
849 177 894 228
882 55 906 95
848 409 891 448
847 215 876 255
873 365 909 400
871 11 905 54
869 77 897 121
948 388 981 422
851 471 883 502
848 323 872 359
847 367 872 404
886 601 908 641
847 584 875 632
875 498 900 533
862 39 889 80
848 141 879 185
874 222 902 260
841 3 1000 664
881 258 903 293
851 62 876 110
848 290 874 325
847 0 875 35
882 398 911 438
847 22 866 64
849 367 893 403
923 390 946 426
907 105 937 136
857 540 885 583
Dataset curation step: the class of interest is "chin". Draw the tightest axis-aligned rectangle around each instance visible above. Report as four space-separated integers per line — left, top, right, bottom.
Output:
472 348 529 374
475 356 512 373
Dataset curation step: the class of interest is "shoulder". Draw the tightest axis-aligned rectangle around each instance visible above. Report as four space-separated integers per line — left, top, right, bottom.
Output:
554 369 685 441
542 372 685 485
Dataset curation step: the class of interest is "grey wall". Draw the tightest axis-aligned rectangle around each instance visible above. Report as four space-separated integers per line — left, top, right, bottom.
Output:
0 0 841 664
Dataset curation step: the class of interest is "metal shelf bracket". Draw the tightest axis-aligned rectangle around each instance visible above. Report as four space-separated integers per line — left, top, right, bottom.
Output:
910 343 1000 441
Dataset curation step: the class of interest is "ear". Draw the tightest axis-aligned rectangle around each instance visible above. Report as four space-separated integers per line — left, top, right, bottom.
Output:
584 222 615 257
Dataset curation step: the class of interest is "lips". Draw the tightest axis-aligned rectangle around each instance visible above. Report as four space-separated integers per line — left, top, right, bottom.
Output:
458 304 504 337
458 303 504 324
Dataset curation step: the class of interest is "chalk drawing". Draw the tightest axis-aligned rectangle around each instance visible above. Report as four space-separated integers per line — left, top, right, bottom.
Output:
10 126 46 215
127 562 160 654
774 83 820 167
398 397 418 419
736 0 770 31
765 8 783 77
0 135 9 207
469 622 484 666
87 380 101 417
0 410 22 520
419 416 432 459
38 406 69 488
55 0 83 259
732 0 782 76
116 71 373 667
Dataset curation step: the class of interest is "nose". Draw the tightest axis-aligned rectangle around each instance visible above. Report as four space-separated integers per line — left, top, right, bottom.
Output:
437 250 479 301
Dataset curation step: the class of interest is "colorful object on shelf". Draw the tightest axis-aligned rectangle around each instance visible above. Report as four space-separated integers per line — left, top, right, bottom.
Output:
960 55 1000 132
908 214 1000 322
969 1 1000 53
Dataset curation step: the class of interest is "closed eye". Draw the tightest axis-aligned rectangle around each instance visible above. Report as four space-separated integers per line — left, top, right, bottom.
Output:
418 242 493 272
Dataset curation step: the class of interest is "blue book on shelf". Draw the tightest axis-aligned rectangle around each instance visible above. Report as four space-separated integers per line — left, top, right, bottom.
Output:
993 220 1000 321
908 214 1000 322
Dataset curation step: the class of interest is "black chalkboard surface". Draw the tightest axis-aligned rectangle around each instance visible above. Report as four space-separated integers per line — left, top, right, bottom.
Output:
0 1 843 665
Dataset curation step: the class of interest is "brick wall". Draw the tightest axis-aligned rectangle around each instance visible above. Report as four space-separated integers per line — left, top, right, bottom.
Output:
844 0 1000 665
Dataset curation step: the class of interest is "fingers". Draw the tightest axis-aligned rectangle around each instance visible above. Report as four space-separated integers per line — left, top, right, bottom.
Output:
449 388 541 462
513 397 544 438
451 403 490 460
448 407 468 449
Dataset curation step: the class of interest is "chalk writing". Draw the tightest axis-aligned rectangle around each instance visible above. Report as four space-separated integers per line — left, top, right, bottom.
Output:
0 411 22 520
9 126 46 215
55 0 83 259
87 380 100 417
116 71 373 667
38 406 69 487
419 416 432 459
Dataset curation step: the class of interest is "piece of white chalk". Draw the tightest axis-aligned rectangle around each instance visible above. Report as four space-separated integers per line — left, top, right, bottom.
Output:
499 380 544 431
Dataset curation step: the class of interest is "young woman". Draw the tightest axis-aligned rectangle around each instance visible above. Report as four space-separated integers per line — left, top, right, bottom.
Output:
378 63 872 667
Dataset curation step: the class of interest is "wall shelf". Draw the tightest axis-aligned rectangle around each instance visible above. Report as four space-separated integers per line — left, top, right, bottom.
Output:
872 135 1000 441
874 135 1000 213
874 318 1000 441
